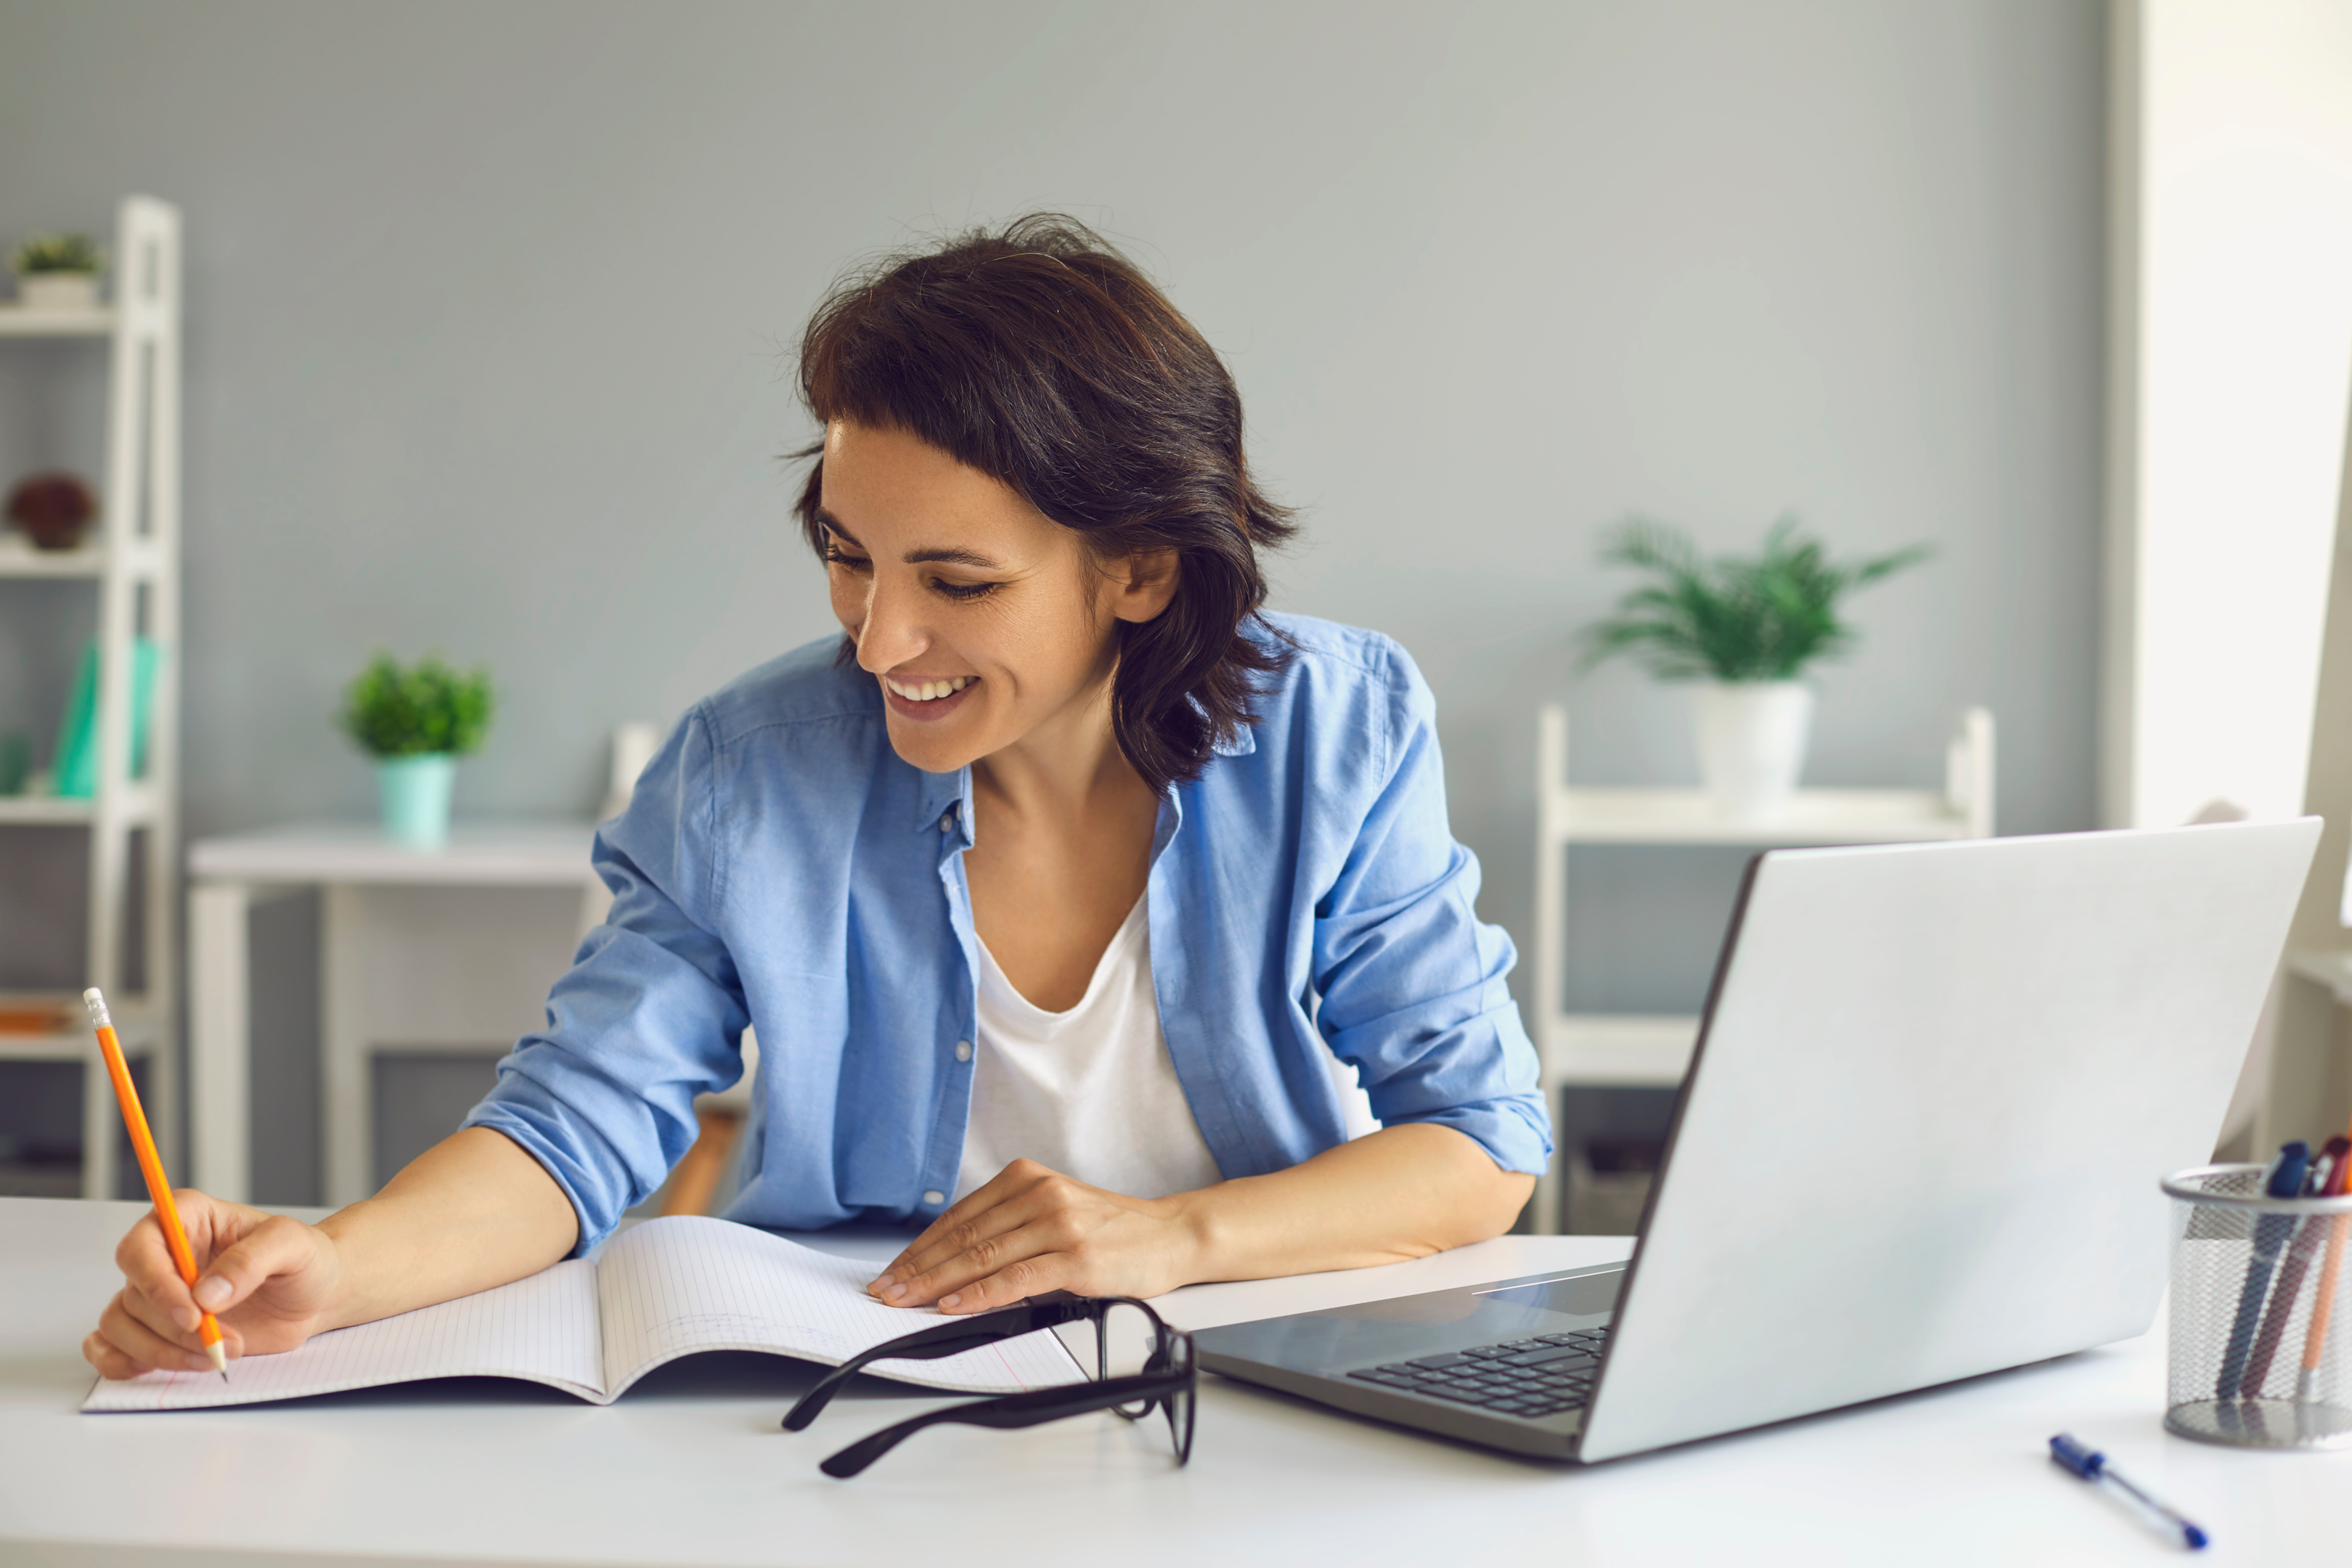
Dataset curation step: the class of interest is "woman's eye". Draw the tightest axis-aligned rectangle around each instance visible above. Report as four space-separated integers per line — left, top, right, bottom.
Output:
823 544 870 572
931 579 997 603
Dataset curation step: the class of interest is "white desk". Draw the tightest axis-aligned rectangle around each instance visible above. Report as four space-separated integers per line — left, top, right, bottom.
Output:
188 822 602 1206
2 1198 2342 1566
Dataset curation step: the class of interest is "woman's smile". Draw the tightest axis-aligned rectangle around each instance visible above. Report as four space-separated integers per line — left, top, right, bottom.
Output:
883 673 980 722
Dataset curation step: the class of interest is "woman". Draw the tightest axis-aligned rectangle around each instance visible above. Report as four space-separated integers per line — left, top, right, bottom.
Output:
84 216 1547 1379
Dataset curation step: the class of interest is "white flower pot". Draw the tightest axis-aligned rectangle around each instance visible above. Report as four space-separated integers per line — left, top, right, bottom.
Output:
1691 682 1814 822
17 274 99 311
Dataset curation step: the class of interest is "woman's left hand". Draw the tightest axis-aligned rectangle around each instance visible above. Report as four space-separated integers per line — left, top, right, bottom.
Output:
867 1159 1202 1312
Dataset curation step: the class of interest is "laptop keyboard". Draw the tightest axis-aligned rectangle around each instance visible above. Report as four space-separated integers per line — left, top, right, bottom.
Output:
1344 1324 1610 1419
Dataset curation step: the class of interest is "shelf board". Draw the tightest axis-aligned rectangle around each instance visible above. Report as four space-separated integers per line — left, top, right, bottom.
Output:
1540 1014 1697 1088
0 991 156 1061
1551 787 1969 846
0 785 160 826
0 535 105 577
0 305 113 338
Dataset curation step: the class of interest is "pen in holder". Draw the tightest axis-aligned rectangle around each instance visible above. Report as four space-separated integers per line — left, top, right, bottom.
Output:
2161 1164 2352 1450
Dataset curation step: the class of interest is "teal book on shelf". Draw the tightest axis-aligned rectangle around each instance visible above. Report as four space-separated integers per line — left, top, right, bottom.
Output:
52 637 160 799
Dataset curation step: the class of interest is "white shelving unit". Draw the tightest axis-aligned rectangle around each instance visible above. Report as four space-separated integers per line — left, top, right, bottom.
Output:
1527 701 1994 1233
0 197 181 1199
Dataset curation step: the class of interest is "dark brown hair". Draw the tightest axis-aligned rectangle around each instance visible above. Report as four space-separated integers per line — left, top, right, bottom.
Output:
793 213 1297 794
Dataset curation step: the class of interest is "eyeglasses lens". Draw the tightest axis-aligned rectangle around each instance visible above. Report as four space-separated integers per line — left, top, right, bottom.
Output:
1098 1300 1163 1418
1164 1335 1196 1463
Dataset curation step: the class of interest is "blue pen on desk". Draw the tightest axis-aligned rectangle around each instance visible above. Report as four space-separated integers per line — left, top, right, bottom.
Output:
2216 1141 2309 1400
2049 1434 2209 1551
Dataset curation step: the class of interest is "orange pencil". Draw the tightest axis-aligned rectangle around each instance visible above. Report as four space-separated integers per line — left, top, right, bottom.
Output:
2300 1122 2352 1403
83 987 226 1379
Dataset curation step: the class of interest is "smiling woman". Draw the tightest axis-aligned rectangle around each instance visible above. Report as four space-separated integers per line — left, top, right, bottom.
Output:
81 217 1548 1387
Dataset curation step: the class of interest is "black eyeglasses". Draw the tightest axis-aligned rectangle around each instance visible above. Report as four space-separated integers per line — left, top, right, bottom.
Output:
780 1296 1196 1478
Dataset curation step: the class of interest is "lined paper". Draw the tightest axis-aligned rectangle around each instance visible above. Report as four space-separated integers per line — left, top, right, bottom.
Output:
83 1217 1082 1413
83 1257 603 1411
597 1217 1083 1397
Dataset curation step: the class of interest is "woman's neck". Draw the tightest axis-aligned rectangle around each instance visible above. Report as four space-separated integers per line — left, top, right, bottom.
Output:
972 669 1152 830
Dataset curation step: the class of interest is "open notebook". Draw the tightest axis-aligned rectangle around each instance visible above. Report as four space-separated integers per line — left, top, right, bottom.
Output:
83 1214 1083 1412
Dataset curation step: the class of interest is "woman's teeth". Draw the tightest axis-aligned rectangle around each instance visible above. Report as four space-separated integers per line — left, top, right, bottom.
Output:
886 675 975 703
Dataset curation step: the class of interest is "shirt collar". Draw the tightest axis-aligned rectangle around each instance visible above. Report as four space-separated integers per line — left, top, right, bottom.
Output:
910 719 1256 834
913 766 974 841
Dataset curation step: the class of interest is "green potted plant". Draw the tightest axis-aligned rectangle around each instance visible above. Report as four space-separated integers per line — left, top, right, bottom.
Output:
10 232 106 312
339 653 494 847
1580 516 1931 820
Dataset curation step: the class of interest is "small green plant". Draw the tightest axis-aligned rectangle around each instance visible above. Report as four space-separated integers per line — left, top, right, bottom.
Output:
10 232 105 276
1579 516 1932 682
339 653 494 758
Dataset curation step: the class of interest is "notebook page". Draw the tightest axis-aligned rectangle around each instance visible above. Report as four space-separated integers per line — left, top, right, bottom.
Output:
83 1257 605 1411
597 1216 1084 1398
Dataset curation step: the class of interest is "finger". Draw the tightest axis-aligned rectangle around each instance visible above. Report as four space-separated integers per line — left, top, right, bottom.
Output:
873 1188 1048 1304
870 1161 1042 1294
891 1205 1077 1309
924 1224 1071 1315
114 1209 202 1334
84 1328 151 1381
98 1292 219 1375
118 1280 213 1352
193 1213 315 1318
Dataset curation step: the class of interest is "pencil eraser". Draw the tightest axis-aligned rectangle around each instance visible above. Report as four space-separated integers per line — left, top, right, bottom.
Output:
82 987 102 1003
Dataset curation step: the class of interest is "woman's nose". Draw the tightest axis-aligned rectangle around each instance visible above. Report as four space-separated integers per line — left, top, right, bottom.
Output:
854 575 927 674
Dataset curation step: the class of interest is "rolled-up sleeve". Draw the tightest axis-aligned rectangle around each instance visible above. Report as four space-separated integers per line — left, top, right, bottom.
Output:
1311 643 1552 1176
463 706 751 1251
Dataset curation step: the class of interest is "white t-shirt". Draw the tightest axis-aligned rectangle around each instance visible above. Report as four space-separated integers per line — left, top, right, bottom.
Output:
953 896 1225 1204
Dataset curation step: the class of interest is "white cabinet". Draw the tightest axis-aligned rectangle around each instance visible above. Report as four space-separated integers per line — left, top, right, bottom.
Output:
0 197 181 1199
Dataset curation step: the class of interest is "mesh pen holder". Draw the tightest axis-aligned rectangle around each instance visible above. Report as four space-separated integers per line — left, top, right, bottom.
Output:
2161 1164 2352 1450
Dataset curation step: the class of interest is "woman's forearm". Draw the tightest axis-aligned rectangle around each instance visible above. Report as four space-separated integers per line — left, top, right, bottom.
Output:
314 1127 579 1331
1174 1122 1533 1286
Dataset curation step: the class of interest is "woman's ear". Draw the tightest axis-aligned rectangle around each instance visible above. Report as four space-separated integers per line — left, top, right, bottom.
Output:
1108 548 1182 624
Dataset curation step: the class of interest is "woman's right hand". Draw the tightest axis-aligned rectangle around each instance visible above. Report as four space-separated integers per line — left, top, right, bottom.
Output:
83 1191 348 1380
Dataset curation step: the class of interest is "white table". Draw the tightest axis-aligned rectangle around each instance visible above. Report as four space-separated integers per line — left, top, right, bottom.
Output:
2 1198 2342 1566
189 822 603 1206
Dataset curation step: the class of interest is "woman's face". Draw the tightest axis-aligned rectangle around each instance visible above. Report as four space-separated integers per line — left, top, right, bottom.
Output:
817 420 1175 777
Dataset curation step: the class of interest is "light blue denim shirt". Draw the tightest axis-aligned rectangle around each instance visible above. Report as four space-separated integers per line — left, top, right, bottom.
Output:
464 613 1550 1252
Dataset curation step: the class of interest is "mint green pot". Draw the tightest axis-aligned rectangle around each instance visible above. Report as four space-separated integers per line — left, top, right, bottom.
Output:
376 753 456 847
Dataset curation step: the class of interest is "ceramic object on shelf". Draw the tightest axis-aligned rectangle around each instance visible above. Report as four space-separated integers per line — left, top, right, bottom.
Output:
1691 681 1814 822
6 470 97 550
376 754 457 848
16 274 99 311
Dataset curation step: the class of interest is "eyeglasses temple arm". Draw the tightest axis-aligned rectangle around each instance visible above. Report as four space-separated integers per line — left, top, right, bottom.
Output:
780 1301 1090 1432
817 1372 1190 1479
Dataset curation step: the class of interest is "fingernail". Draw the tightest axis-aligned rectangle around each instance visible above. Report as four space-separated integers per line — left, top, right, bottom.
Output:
194 1277 230 1309
865 1275 891 1294
939 1292 962 1310
881 1281 907 1303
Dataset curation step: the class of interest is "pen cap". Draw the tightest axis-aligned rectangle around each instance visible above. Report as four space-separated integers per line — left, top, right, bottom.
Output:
2160 1163 2352 1449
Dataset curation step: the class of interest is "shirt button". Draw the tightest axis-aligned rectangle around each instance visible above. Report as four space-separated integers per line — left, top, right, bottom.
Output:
955 1039 972 1062
922 1190 946 1206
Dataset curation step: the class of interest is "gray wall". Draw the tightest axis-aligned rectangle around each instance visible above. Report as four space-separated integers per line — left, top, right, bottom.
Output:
0 0 2104 1201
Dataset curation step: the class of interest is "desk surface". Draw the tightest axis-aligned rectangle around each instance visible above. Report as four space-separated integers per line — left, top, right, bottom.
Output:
189 820 597 886
3 1198 2340 1567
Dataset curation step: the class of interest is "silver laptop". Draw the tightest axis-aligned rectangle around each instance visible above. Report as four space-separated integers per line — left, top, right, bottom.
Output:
1195 820 2321 1461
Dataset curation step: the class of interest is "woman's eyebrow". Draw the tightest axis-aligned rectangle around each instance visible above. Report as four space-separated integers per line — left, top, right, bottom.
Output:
816 508 1003 571
906 546 1005 570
